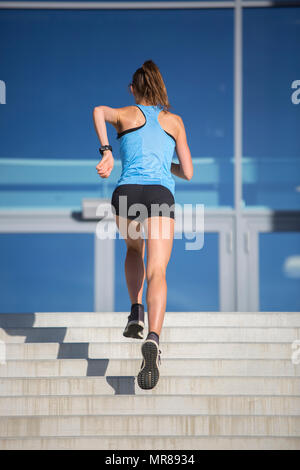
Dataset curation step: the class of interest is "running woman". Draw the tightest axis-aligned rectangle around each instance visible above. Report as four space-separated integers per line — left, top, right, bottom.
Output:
93 60 193 389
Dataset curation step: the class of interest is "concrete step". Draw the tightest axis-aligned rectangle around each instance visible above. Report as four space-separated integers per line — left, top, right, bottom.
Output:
1 312 300 328
1 326 299 343
0 394 299 417
1 312 299 450
1 376 300 397
1 358 299 378
1 415 300 438
3 342 296 360
1 436 300 450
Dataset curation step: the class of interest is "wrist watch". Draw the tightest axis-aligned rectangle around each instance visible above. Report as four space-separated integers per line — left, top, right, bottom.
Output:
99 145 112 156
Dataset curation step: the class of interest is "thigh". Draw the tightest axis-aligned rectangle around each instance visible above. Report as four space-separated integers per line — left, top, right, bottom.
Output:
111 184 145 250
115 215 145 253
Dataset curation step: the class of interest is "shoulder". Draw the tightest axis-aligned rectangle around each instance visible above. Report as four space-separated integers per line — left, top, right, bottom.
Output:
117 105 140 122
162 111 184 140
93 105 138 127
172 113 184 126
173 114 186 139
118 105 139 116
162 110 183 126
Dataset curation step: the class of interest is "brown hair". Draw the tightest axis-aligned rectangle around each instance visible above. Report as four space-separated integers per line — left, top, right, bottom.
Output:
129 60 172 112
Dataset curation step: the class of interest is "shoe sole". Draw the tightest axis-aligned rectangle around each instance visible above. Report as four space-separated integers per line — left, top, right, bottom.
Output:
123 321 144 339
137 340 160 390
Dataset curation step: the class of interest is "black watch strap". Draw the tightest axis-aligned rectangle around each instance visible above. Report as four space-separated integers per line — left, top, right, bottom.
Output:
99 145 112 155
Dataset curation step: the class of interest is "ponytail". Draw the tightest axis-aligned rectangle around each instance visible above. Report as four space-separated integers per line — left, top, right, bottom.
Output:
131 60 172 112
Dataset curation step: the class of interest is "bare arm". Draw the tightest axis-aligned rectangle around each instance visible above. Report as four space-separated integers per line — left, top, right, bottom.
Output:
171 116 193 181
93 106 119 178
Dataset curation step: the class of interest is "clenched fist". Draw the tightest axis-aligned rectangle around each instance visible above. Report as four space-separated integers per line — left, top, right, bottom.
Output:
96 151 114 179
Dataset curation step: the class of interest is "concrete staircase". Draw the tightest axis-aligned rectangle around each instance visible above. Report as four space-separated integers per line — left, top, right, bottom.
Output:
0 311 300 450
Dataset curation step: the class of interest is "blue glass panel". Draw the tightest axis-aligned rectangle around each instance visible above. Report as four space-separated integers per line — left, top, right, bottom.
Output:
0 233 94 312
114 232 219 312
0 158 107 210
0 8 233 209
259 232 300 311
243 8 300 209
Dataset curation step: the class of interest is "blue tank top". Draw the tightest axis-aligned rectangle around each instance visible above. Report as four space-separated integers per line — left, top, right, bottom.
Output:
115 104 176 197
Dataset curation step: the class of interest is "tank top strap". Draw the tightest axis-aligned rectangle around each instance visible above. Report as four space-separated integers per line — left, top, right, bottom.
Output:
135 104 162 121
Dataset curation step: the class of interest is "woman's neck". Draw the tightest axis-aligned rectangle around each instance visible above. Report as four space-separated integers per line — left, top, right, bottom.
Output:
136 101 152 106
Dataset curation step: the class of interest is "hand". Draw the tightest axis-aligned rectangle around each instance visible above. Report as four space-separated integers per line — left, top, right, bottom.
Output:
96 151 114 178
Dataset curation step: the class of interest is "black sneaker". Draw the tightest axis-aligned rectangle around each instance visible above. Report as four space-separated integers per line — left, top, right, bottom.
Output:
123 303 145 339
137 339 161 390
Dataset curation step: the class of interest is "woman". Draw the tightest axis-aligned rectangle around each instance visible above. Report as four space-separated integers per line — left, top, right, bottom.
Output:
93 60 193 390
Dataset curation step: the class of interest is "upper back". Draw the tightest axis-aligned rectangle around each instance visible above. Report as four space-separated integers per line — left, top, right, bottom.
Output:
116 105 179 143
115 104 193 183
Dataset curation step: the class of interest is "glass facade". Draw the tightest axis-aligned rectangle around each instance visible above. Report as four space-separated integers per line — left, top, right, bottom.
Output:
0 8 234 209
259 233 300 311
0 233 94 312
0 2 299 312
243 7 300 209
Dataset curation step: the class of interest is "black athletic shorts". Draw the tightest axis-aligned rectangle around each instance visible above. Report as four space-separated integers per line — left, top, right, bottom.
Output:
111 184 175 222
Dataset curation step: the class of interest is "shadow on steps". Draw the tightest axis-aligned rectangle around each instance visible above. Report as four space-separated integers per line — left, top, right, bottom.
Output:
0 313 136 395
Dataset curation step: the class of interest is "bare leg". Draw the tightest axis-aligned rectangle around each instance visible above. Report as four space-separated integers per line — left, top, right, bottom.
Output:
115 215 146 304
143 216 175 336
